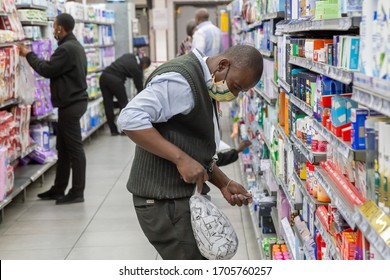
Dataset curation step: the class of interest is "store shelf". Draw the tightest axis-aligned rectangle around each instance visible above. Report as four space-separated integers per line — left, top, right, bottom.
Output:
9 143 38 163
312 119 365 161
0 98 19 109
262 11 285 21
290 133 326 164
271 207 281 239
278 77 291 93
254 87 277 106
30 111 53 121
16 4 47 11
276 124 290 146
289 94 313 117
257 127 272 151
76 19 114 25
249 204 275 260
315 218 341 260
246 21 262 30
21 21 48 26
354 200 390 260
292 224 315 260
352 84 390 117
0 11 8 16
0 40 31 48
270 35 278 44
259 49 273 58
271 79 279 92
88 68 104 74
281 217 296 259
88 94 102 101
277 172 303 211
14 159 57 183
47 16 55 21
81 119 107 142
314 166 356 229
289 56 353 84
84 44 115 49
293 171 329 209
277 17 360 33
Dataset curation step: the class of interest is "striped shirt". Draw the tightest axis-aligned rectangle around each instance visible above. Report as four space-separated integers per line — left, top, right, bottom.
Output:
191 21 223 56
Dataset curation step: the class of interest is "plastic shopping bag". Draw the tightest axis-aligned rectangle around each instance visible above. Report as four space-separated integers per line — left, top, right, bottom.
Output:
16 56 36 105
189 185 238 260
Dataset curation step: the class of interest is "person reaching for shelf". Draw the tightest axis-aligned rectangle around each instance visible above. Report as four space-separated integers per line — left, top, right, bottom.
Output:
18 13 88 205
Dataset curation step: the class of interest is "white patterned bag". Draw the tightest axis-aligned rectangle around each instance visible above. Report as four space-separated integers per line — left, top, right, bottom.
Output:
189 186 238 260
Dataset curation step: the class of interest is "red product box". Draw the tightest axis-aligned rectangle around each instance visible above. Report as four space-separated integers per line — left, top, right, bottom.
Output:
331 122 350 137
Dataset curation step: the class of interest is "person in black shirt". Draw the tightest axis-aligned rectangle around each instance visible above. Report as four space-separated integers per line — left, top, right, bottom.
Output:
216 140 251 166
19 13 88 205
100 54 151 136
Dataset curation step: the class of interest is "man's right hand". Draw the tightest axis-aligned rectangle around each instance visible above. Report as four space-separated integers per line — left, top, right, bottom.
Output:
17 44 31 57
237 139 251 153
176 154 208 188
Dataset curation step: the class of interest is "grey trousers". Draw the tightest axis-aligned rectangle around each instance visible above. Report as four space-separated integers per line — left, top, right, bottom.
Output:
133 195 206 260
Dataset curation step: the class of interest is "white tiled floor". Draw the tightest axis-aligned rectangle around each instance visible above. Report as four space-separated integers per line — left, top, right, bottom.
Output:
0 107 260 260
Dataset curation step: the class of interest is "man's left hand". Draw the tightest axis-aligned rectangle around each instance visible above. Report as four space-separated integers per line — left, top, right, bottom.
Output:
220 180 252 206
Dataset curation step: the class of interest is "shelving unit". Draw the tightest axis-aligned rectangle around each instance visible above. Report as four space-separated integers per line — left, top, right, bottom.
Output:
290 133 326 164
254 87 277 106
0 98 19 109
16 4 47 11
278 77 291 93
293 171 328 209
84 44 115 49
281 217 296 259
30 111 54 121
292 224 315 260
289 94 313 117
229 0 390 261
354 201 390 260
312 120 365 161
289 56 353 84
271 207 281 239
314 166 356 229
314 218 341 260
259 49 273 58
20 21 48 26
276 17 360 33
9 143 38 163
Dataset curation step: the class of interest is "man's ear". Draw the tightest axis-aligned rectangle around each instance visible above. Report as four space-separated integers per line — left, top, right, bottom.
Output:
216 58 230 71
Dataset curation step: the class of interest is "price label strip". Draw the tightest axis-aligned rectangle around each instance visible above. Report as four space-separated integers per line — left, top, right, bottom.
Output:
357 201 390 259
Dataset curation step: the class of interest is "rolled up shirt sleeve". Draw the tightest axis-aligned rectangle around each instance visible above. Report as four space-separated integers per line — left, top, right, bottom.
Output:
117 72 195 131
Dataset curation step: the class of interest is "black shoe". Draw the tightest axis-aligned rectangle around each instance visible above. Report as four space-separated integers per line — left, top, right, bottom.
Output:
56 194 84 205
111 131 120 136
37 188 64 200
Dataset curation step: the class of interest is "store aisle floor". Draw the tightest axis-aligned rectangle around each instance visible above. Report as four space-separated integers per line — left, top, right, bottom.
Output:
0 108 260 260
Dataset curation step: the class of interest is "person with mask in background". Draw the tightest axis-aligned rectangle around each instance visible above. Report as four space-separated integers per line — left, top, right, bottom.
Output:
117 45 263 259
19 13 88 205
99 54 151 136
191 8 223 56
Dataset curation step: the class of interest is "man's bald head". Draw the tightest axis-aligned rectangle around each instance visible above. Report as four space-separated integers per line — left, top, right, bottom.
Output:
195 8 209 24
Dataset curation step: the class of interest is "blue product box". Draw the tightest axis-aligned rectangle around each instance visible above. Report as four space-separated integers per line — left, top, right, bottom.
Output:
349 37 360 71
351 108 369 150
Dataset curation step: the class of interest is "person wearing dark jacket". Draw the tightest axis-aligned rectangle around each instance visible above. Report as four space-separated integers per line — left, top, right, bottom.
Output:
19 13 88 205
100 54 151 135
216 140 251 166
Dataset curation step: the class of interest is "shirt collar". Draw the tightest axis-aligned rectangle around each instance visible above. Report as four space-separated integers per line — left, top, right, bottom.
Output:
192 48 212 88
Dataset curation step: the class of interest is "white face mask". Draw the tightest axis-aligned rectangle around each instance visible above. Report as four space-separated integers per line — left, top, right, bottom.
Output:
208 66 236 102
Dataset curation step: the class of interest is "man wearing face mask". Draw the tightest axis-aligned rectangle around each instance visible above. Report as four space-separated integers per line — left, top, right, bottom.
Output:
18 13 88 205
117 45 263 260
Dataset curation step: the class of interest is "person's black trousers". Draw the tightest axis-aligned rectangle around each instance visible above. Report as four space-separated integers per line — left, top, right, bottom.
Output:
99 72 128 134
53 100 88 197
